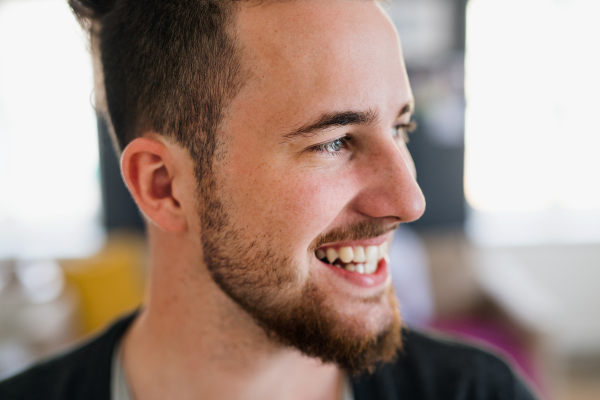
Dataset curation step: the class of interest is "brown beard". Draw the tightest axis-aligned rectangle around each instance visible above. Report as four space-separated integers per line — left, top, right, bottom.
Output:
255 283 403 374
198 173 403 374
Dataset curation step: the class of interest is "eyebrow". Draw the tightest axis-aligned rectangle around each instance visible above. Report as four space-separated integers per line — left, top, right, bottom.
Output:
282 109 380 141
282 100 414 141
397 101 414 119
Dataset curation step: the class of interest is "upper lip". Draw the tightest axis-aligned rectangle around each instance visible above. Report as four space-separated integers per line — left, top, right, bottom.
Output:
316 233 391 250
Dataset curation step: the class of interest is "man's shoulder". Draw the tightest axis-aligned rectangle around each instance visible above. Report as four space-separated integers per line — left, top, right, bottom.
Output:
400 328 519 379
353 328 538 400
0 312 136 400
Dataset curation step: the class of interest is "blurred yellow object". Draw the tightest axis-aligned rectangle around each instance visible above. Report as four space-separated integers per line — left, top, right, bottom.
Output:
61 231 147 336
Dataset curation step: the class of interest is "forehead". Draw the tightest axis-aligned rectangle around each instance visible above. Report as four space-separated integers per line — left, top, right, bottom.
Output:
231 0 411 129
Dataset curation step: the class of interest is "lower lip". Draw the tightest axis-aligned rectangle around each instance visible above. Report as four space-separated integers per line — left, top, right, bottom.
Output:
321 258 389 288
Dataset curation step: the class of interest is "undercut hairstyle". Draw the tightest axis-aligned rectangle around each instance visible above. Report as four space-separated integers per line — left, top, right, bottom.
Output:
69 0 246 178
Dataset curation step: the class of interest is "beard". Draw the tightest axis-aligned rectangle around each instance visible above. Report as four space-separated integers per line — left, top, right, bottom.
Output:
197 174 403 374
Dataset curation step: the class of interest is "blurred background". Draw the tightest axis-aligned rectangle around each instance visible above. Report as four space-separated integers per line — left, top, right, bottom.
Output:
0 0 598 398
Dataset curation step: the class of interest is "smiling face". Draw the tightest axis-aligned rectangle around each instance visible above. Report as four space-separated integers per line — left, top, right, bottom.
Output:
197 0 425 373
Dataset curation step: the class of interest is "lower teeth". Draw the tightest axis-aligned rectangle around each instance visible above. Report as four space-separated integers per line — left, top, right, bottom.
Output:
331 261 376 274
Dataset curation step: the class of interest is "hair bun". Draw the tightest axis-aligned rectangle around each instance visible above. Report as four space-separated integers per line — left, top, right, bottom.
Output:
69 0 116 20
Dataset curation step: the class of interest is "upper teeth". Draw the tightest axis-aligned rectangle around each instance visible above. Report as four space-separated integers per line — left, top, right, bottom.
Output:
316 242 389 275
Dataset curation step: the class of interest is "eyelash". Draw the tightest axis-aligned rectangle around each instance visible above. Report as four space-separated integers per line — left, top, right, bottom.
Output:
310 136 351 157
309 120 417 156
393 121 418 143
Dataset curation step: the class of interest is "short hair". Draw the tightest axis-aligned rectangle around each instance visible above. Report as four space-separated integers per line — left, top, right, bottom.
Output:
69 0 246 177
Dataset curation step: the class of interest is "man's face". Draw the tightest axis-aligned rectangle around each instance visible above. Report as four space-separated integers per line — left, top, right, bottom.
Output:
197 0 425 373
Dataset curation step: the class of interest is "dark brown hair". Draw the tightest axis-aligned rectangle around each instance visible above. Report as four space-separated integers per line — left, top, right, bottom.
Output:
69 0 245 177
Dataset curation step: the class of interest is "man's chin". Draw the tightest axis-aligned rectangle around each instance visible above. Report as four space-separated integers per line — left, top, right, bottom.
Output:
251 283 403 375
208 258 403 374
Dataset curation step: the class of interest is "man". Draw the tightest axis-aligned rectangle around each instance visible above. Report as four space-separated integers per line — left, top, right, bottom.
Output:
0 0 537 399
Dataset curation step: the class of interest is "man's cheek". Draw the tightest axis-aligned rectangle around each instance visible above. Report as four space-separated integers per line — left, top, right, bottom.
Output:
276 172 358 239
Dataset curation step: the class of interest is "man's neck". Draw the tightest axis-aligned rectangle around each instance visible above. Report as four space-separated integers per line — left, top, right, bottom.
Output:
121 231 342 400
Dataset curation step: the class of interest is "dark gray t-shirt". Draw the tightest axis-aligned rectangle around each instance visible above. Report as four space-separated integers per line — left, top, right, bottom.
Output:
0 313 539 400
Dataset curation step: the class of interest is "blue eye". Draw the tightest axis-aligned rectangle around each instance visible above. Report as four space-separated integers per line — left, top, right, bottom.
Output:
311 137 350 156
393 121 418 143
324 138 344 152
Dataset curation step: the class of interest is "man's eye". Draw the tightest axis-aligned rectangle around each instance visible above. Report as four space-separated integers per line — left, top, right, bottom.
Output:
311 137 350 155
392 121 418 143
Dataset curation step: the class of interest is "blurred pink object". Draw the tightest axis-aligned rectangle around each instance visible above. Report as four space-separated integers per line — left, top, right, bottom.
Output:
431 317 546 398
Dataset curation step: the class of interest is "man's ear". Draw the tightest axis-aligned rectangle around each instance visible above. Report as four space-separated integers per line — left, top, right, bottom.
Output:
121 136 187 232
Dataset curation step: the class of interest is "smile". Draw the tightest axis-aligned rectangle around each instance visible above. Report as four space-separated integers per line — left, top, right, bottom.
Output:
315 242 389 275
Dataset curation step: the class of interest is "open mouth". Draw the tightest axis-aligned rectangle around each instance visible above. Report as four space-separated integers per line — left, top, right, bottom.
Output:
315 242 388 275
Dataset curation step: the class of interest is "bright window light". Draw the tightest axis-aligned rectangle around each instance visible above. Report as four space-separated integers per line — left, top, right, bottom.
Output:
0 0 104 258
465 0 600 245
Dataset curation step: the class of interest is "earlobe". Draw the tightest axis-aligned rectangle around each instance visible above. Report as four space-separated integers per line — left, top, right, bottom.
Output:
121 137 188 232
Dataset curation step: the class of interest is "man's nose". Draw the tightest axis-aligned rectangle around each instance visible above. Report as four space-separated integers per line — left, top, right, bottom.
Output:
353 138 426 223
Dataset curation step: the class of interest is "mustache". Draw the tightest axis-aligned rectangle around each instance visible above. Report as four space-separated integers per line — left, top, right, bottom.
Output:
309 221 399 252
